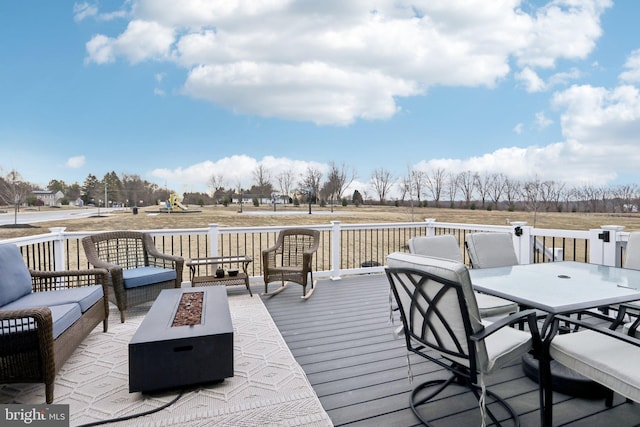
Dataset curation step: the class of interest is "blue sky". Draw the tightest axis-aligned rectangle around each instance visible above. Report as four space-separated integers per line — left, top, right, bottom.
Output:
2 0 640 198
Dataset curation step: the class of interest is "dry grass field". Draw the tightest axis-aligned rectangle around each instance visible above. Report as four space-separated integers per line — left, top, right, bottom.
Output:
2 204 640 240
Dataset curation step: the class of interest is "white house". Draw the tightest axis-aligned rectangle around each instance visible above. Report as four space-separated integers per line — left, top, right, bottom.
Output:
32 190 64 207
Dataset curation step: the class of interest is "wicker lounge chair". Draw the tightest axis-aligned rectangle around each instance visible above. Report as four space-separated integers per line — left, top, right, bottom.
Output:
262 228 320 299
82 231 184 322
0 244 109 403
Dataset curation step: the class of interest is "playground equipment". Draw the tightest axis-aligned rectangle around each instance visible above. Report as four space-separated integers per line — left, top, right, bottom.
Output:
159 194 188 211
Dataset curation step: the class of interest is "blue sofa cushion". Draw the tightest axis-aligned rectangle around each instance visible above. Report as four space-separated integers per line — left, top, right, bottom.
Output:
0 244 33 307
0 303 82 340
122 267 176 289
2 285 104 313
50 304 82 339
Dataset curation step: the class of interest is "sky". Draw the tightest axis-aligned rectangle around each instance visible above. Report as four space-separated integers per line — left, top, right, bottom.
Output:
2 0 640 199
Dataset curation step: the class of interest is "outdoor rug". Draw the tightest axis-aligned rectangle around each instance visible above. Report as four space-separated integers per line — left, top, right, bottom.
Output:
0 290 333 426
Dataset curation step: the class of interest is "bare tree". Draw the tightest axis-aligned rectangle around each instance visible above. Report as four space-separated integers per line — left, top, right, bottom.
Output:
487 173 507 209
457 170 475 208
473 172 491 209
299 167 323 203
322 161 356 206
521 177 543 226
504 177 521 210
410 168 426 204
446 172 459 208
276 170 295 201
539 180 564 212
398 172 412 203
0 169 31 224
425 168 446 208
207 174 225 198
252 164 273 198
370 167 394 204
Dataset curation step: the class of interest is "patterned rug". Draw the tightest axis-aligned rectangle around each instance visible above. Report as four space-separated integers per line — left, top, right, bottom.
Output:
0 290 333 427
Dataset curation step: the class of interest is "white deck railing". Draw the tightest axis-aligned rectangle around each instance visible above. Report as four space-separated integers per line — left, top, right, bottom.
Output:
0 220 632 283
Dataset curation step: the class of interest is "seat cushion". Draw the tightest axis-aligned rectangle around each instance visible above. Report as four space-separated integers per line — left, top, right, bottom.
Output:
483 320 532 373
50 303 83 339
0 303 82 340
2 285 104 313
0 244 33 307
550 329 640 403
122 267 176 289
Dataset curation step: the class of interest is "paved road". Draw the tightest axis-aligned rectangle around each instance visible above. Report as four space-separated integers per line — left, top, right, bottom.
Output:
0 207 121 226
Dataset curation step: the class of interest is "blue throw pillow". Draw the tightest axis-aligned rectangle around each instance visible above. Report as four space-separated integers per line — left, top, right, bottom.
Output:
0 244 33 307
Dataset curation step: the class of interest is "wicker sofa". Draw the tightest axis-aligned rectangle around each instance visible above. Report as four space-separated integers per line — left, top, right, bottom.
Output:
0 244 109 403
82 231 184 322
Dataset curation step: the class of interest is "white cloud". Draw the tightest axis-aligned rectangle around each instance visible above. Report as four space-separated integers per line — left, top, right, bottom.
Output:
73 2 98 22
149 155 328 192
84 0 611 125
619 49 640 83
535 111 553 129
86 20 175 65
66 155 86 168
513 123 524 134
516 67 546 92
407 80 640 187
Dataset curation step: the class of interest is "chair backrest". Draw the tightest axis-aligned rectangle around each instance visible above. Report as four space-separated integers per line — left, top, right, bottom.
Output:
465 232 519 268
408 235 463 262
625 232 640 270
82 231 150 269
275 228 320 268
385 252 489 374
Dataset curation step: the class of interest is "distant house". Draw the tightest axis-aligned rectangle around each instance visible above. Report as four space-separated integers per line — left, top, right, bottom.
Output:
32 190 64 207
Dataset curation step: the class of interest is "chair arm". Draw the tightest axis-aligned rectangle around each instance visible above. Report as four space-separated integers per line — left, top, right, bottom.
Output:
471 309 540 342
550 314 640 348
0 307 54 367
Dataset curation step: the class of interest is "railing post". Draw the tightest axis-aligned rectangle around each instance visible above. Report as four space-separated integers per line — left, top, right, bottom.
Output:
590 225 625 266
48 227 66 271
330 220 342 280
208 224 219 257
510 222 533 264
425 218 436 236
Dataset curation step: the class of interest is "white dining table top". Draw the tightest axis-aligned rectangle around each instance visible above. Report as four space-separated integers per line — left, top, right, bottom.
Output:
469 261 640 314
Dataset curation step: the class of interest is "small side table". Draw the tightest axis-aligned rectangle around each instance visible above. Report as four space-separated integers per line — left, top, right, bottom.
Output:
186 255 253 296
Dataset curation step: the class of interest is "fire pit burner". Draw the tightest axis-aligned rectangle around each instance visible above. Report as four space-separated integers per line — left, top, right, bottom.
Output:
172 291 203 327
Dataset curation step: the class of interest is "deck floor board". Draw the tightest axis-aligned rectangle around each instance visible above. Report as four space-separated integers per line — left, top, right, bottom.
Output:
260 274 640 426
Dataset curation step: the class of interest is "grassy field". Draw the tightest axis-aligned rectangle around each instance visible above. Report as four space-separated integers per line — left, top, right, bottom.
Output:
2 204 640 240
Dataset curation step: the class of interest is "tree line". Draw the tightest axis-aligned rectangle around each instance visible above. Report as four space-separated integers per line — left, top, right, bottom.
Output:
1 164 640 215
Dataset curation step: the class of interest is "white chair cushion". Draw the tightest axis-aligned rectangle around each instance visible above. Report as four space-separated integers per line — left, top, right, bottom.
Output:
466 233 519 268
550 330 640 403
482 320 533 373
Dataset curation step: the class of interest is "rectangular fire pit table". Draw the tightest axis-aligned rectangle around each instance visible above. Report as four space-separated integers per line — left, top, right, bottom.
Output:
129 286 234 393
187 255 253 296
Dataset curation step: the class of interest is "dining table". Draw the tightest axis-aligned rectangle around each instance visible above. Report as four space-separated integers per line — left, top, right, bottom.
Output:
469 261 640 411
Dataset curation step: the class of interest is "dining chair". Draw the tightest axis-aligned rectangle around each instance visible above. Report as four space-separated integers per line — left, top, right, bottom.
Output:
408 235 518 319
610 232 640 333
541 315 640 426
465 232 519 268
386 252 540 426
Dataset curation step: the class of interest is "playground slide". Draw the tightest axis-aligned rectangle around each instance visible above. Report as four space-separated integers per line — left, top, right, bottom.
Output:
175 201 188 210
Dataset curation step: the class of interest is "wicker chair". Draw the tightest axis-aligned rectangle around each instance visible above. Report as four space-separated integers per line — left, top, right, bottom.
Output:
82 231 184 322
0 244 109 404
262 228 320 299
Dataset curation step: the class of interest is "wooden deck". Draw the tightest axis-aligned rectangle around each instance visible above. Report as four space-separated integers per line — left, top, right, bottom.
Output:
260 274 640 426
